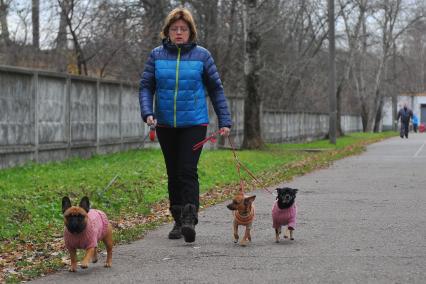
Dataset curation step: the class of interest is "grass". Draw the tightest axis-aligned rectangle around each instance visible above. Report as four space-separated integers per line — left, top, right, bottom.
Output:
0 131 397 282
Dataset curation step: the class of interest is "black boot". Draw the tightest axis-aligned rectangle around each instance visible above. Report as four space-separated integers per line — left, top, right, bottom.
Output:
181 204 198 243
168 205 183 239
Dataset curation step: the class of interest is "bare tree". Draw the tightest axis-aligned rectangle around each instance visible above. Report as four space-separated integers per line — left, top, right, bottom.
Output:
328 0 337 143
338 0 368 134
56 0 68 50
261 0 330 112
242 0 263 149
0 0 12 47
56 0 105 75
371 0 424 131
32 0 39 49
1 0 424 134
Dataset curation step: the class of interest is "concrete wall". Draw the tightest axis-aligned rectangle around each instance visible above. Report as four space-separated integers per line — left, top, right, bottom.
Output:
0 65 363 169
0 66 144 168
261 111 362 144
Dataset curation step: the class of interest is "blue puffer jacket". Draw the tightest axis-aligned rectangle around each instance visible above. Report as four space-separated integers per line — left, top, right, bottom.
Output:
139 39 232 128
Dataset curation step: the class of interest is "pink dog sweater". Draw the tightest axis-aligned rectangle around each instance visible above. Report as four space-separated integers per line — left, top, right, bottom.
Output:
271 201 297 229
64 209 109 250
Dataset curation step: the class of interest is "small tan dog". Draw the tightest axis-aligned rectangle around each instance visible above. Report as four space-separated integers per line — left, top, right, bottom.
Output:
226 192 256 246
62 196 113 272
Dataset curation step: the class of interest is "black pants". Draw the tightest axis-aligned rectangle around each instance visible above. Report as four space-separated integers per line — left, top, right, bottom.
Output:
156 126 207 210
400 122 409 138
413 124 418 133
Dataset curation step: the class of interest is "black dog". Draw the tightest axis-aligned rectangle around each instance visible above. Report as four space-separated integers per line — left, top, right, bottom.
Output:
272 187 298 242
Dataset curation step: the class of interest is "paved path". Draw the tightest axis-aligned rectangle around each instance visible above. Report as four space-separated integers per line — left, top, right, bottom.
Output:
31 134 426 283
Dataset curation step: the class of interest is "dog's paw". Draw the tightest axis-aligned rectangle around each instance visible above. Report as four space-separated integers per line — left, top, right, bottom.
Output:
290 237 294 240
239 239 248 246
69 266 77 272
233 234 239 243
104 262 112 268
80 262 89 269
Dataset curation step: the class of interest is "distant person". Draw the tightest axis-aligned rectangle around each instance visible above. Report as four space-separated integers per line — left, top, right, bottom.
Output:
412 113 419 133
396 103 413 138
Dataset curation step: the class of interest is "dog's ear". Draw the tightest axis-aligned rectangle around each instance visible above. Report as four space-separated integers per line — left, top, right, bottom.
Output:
244 195 256 205
62 196 72 214
292 188 298 195
79 196 90 213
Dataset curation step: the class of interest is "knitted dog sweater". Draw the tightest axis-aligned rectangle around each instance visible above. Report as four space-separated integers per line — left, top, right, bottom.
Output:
234 205 255 226
64 209 109 250
271 201 297 229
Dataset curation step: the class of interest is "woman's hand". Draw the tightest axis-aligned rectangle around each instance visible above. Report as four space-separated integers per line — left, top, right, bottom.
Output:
220 127 230 137
147 115 157 126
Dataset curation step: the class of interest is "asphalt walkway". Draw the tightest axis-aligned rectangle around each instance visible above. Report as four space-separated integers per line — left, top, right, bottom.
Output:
31 133 426 283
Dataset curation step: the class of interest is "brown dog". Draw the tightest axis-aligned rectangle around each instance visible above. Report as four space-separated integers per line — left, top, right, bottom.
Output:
226 192 256 246
62 196 113 272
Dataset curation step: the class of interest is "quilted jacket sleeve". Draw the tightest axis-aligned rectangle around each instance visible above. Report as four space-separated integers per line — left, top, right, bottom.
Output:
139 50 156 122
203 52 232 128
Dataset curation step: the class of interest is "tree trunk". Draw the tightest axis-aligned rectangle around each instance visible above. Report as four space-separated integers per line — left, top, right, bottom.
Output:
336 80 344 136
56 0 70 72
360 99 369 132
242 0 264 149
328 0 336 144
391 41 398 131
32 0 40 49
373 91 384 132
56 1 68 50
206 0 219 58
219 0 237 82
0 0 11 47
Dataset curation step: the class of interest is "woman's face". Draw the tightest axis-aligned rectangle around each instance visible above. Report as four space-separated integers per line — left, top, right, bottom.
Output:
169 19 190 45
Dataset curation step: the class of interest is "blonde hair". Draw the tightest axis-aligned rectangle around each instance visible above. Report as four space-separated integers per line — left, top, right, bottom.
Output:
160 8 197 42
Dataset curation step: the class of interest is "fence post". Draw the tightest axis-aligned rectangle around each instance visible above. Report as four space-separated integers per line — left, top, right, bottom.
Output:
66 76 71 158
280 111 283 143
260 102 264 139
234 99 238 147
96 79 100 153
119 83 123 150
32 71 39 162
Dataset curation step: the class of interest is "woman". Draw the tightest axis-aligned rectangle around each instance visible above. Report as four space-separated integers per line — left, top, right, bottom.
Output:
139 7 232 243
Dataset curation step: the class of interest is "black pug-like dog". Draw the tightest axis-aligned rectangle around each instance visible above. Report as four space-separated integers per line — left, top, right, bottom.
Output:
271 187 298 242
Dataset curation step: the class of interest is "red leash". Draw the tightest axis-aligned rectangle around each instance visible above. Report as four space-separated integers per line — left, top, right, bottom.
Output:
227 136 274 195
192 131 274 195
192 129 224 151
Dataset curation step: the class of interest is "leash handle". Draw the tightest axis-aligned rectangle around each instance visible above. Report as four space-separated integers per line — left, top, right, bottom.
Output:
149 125 156 141
192 129 224 151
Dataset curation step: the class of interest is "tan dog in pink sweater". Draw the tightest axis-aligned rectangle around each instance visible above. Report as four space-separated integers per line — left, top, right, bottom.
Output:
62 196 113 272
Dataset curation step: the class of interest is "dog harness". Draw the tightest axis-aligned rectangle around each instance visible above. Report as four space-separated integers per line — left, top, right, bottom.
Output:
64 209 109 250
271 201 297 229
234 205 255 227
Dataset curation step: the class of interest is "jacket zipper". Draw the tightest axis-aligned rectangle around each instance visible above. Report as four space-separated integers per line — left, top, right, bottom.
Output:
174 47 181 127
